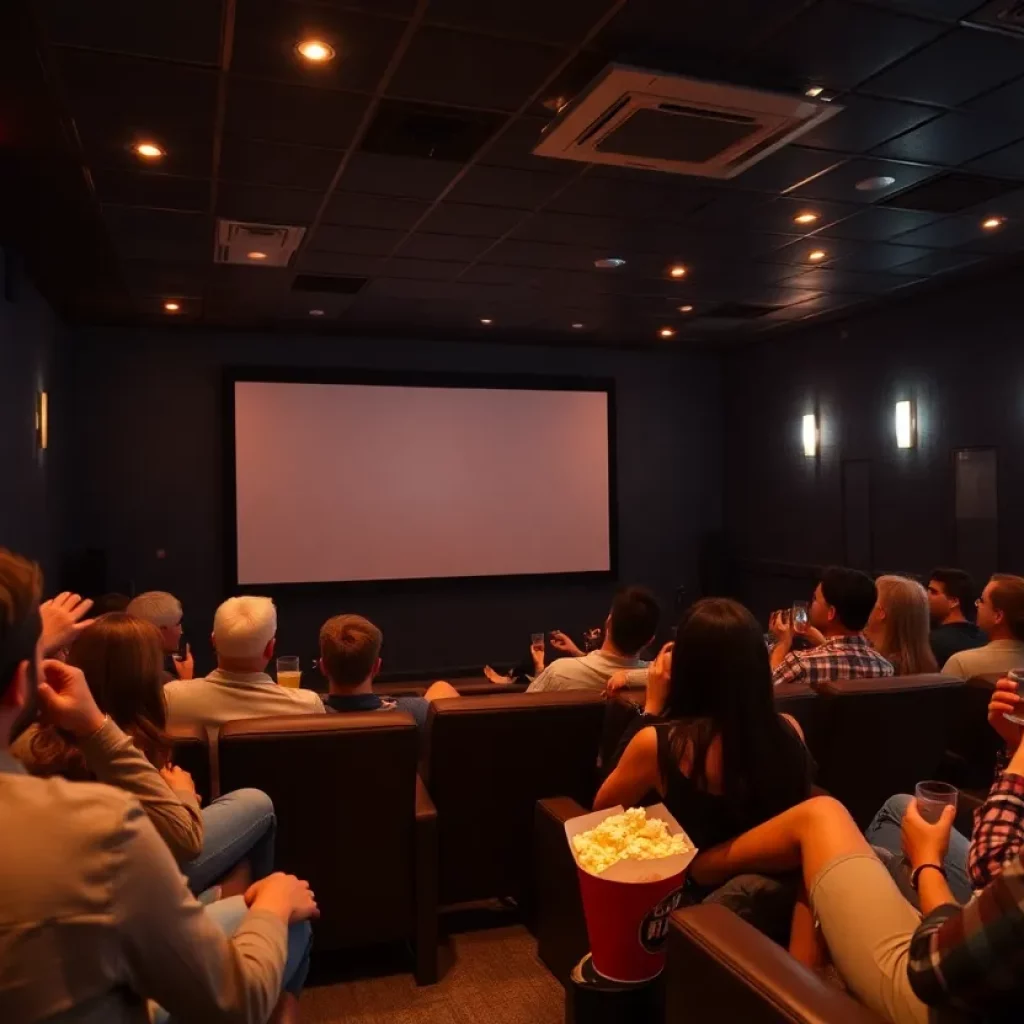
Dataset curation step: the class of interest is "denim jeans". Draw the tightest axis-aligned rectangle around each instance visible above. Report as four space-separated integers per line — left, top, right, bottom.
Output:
864 793 973 907
183 788 276 895
152 896 313 1023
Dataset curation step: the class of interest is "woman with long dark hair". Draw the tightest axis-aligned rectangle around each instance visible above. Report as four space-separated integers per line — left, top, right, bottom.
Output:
596 597 813 852
13 613 277 895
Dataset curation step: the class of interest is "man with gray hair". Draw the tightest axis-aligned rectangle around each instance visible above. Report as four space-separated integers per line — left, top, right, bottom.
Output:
165 595 323 730
126 590 193 680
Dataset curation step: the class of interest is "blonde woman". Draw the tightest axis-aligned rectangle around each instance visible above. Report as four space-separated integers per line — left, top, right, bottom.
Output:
865 575 938 675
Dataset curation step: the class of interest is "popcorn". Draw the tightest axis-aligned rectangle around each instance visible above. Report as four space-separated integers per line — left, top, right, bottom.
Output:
571 807 692 875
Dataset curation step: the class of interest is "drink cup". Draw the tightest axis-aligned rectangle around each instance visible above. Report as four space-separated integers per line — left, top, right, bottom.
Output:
1004 669 1024 726
914 780 958 824
276 656 301 688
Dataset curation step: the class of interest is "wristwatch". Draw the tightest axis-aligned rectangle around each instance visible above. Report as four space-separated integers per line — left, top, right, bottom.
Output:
911 863 947 890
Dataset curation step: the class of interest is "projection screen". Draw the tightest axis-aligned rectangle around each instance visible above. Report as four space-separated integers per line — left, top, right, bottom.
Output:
229 376 614 585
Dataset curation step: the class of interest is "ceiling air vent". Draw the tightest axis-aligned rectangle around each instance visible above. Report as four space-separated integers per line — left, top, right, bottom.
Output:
533 64 841 179
215 219 305 267
965 0 1024 38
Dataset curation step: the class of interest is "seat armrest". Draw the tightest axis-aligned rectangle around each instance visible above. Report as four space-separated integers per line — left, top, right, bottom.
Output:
532 797 589 985
667 904 884 1023
413 775 438 985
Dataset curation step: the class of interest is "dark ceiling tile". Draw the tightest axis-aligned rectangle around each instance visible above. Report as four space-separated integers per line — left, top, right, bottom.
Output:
882 171 1020 212
307 224 405 254
965 140 1024 181
102 206 210 262
378 257 469 281
510 211 663 249
865 0 990 19
887 249 981 275
92 170 209 212
752 0 945 91
547 173 710 219
225 78 367 148
784 267 909 293
871 113 1024 165
394 232 492 261
295 250 386 275
388 26 564 112
789 157 941 203
798 95 940 153
833 242 936 272
530 50 613 118
425 0 614 46
219 137 342 191
361 100 504 161
322 193 430 230
417 201 525 237
681 190 785 229
479 117 557 172
40 0 222 64
121 259 209 296
862 28 1024 107
216 183 323 224
464 263 547 285
965 74 1024 125
445 164 577 210
728 146 846 194
336 152 462 200
888 215 985 247
816 205 943 240
232 1 406 92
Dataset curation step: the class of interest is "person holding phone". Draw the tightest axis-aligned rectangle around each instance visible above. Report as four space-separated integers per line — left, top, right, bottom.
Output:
126 590 194 681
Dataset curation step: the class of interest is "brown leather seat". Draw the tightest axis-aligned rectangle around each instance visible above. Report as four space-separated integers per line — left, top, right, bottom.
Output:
422 691 606 906
169 725 212 805
808 673 964 827
666 904 884 1022
218 713 438 984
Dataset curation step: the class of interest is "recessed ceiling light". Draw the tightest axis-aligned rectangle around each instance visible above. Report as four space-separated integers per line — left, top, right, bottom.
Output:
808 249 827 261
669 265 687 278
594 257 626 269
659 327 675 338
309 309 325 316
855 175 896 192
572 322 584 329
805 86 824 98
296 39 335 63
679 304 694 313
163 300 180 313
247 251 268 261
480 318 492 324
982 216 1005 230
134 141 164 160
794 211 819 225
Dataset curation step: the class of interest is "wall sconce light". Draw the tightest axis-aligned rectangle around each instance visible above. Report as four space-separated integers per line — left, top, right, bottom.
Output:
35 390 48 451
895 399 916 449
802 413 818 458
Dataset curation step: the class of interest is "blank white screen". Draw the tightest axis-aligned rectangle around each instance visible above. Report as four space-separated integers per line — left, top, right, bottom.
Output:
233 381 611 584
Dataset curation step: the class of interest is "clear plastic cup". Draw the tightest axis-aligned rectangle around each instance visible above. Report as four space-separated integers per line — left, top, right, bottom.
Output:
276 655 301 688
1004 669 1024 727
915 780 958 824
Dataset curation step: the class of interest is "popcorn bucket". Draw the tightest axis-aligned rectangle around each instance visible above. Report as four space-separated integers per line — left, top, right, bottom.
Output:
565 805 697 983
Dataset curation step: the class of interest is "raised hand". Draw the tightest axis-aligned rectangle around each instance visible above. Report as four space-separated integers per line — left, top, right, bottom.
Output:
988 676 1024 750
172 642 194 680
550 630 583 657
39 592 95 656
37 659 106 738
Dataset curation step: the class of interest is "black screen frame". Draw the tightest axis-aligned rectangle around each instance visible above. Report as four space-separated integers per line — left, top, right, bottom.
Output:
223 367 618 595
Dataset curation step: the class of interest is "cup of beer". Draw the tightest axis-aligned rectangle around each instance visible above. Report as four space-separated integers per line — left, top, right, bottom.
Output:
276 656 301 688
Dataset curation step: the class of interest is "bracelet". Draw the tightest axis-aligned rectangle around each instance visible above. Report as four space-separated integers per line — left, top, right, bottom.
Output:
911 863 947 891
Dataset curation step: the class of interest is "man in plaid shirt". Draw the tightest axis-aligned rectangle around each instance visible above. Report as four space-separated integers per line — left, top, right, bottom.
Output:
770 566 894 686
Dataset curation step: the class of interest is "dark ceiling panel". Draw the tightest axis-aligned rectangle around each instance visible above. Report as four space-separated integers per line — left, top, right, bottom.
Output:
224 78 367 148
965 140 1024 180
335 152 461 200
231 1 407 92
322 193 431 230
425 0 615 46
361 100 504 161
871 113 1024 165
445 164 578 210
816 205 943 241
378 257 468 281
92 169 209 212
892 214 1022 249
219 138 342 191
417 201 526 237
216 183 323 224
39 0 223 65
727 146 844 194
479 117 554 172
888 249 981 275
867 0 991 18
387 26 564 111
789 157 941 203
862 28 1024 107
295 250 386 276
752 0 945 92
965 74 1024 125
882 171 1020 212
102 206 210 263
547 174 710 219
394 232 493 261
797 95 940 154
307 224 406 255
785 266 912 294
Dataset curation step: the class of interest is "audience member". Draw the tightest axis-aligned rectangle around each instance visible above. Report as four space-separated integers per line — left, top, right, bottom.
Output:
319 613 458 731
941 573 1024 678
0 548 316 1023
92 591 130 616
771 567 894 686
12 612 277 895
927 567 986 667
126 589 193 681
526 586 659 693
864 575 938 675
165 595 324 730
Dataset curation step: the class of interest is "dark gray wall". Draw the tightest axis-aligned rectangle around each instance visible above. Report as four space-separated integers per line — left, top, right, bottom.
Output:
0 248 67 584
723 266 1024 620
68 329 722 675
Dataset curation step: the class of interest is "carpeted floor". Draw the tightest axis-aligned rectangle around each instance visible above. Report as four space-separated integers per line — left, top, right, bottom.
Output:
301 910 563 1024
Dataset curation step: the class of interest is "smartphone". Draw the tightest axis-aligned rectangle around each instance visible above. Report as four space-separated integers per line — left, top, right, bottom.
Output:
792 602 809 631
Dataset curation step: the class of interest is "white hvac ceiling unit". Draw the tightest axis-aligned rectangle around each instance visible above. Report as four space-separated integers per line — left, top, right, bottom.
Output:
533 64 842 179
215 219 306 266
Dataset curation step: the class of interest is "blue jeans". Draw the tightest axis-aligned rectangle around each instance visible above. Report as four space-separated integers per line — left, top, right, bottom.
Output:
183 788 276 895
864 793 973 907
153 896 313 1023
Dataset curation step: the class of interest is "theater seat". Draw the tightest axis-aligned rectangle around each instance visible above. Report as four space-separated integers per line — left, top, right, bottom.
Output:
169 725 212 805
808 674 964 828
666 904 883 1022
218 713 438 984
422 691 605 907
943 673 1003 789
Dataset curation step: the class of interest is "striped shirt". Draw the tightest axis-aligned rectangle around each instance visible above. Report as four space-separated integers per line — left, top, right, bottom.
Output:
772 634 894 687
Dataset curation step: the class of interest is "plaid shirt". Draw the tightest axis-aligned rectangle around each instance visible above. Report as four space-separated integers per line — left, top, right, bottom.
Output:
908 789 1024 1016
968 771 1024 889
771 634 894 687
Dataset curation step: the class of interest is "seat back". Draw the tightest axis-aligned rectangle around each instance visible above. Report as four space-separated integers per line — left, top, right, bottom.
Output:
944 674 1003 788
599 690 645 773
423 691 606 905
219 713 419 951
809 674 964 827
169 726 212 805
